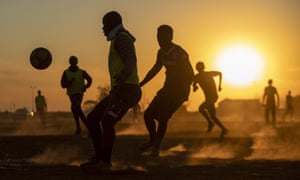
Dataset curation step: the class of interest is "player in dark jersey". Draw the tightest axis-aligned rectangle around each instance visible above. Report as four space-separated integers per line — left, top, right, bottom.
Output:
192 61 228 139
61 56 92 135
263 79 279 126
139 25 194 157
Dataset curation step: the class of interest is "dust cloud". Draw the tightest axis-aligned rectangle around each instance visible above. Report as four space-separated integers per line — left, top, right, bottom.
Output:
29 145 81 165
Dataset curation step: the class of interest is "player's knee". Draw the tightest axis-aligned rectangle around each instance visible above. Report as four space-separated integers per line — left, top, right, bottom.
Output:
199 106 205 113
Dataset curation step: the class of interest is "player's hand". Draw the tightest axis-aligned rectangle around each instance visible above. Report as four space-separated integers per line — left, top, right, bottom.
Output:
218 87 222 91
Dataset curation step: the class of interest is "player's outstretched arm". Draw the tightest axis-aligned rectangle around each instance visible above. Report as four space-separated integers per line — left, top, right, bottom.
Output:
218 71 222 91
139 60 162 87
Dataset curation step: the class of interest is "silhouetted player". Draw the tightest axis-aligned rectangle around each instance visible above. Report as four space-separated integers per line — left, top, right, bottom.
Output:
35 90 47 127
192 61 228 139
262 79 279 126
283 90 293 122
80 11 141 169
60 56 92 135
139 25 194 157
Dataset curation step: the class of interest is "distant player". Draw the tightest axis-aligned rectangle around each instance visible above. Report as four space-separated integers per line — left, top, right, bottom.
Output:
60 56 92 135
192 61 228 139
35 90 47 126
262 79 279 126
282 90 293 122
139 25 194 157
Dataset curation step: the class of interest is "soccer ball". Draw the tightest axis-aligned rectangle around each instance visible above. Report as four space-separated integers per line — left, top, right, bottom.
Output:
30 47 52 70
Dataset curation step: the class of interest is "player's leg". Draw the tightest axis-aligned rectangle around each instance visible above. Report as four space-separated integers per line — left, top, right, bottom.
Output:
199 102 214 132
70 94 83 134
265 106 270 124
151 96 184 157
101 84 141 164
271 106 276 127
139 94 161 151
84 96 110 164
207 103 228 138
73 93 88 127
40 109 46 126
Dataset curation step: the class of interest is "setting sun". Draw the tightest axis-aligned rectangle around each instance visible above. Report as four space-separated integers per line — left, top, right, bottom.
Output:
215 44 264 87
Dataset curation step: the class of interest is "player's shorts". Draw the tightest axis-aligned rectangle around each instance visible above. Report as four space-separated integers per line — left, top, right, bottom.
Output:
69 93 83 108
88 84 141 125
145 88 187 121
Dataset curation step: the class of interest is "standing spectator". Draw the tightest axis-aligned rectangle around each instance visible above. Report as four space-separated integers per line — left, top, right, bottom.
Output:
282 90 293 122
263 79 279 127
35 90 47 126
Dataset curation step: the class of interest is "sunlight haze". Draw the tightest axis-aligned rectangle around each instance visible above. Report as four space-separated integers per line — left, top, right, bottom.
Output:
0 0 300 112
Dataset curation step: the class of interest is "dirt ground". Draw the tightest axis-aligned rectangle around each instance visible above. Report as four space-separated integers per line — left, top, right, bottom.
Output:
1 112 300 179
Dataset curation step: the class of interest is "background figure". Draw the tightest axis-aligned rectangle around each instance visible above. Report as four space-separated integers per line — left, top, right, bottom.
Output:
192 61 228 139
81 11 141 169
282 90 293 122
60 56 92 135
262 79 279 126
35 90 47 126
139 25 194 157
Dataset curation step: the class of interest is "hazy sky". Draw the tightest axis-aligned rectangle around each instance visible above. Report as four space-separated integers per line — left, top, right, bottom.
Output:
0 0 300 111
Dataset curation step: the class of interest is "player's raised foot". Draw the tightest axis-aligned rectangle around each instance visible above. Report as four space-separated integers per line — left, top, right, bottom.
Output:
207 122 214 133
138 142 153 151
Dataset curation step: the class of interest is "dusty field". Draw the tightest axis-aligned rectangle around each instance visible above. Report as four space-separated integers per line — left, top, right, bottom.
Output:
1 112 300 179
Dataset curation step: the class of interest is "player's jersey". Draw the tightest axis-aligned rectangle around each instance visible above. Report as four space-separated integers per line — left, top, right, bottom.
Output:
64 69 85 96
194 72 218 101
157 44 194 89
35 95 46 109
264 86 277 105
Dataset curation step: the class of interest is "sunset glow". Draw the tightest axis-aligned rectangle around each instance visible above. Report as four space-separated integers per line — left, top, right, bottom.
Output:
215 44 265 87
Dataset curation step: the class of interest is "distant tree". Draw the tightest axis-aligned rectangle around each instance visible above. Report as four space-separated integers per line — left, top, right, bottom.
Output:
82 84 110 113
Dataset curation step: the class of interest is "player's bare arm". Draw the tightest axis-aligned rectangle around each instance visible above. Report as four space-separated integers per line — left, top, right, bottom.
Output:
139 60 162 87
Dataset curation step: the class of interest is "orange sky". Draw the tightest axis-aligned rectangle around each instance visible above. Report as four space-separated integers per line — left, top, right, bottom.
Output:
0 0 300 111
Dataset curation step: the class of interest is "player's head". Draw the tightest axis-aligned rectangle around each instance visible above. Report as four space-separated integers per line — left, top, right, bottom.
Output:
102 11 122 37
157 25 173 48
37 90 41 95
69 56 78 66
196 61 205 72
268 79 273 85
